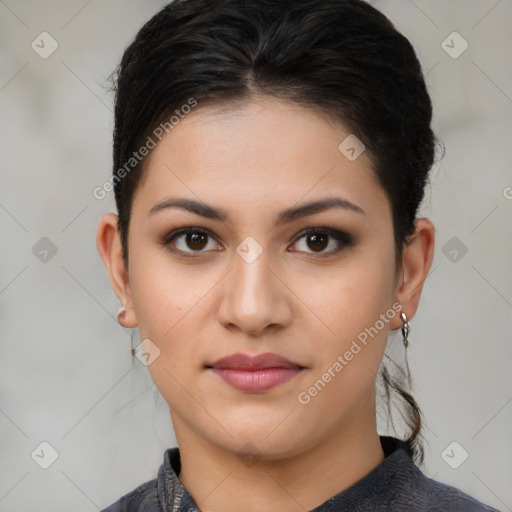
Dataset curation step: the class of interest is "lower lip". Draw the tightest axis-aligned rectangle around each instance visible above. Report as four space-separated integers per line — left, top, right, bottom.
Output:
211 367 303 392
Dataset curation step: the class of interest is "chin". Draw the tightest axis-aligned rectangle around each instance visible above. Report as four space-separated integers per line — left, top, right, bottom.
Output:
207 415 315 461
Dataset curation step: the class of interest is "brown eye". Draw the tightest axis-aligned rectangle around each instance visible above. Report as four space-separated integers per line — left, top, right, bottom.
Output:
306 232 329 252
163 228 223 255
290 228 353 255
186 231 208 250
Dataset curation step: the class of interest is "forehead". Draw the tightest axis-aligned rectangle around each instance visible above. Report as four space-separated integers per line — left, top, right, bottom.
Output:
132 95 388 223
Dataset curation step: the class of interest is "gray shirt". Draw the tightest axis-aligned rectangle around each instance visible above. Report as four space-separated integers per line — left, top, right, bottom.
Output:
100 436 500 511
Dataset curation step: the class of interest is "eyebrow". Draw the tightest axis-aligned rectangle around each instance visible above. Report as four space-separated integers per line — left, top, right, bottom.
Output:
149 196 365 224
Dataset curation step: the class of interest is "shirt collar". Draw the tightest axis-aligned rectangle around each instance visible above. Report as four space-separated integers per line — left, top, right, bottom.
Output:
156 436 414 512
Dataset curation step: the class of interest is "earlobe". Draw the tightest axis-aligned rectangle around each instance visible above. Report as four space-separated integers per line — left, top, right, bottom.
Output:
391 217 435 329
117 304 137 328
96 213 138 328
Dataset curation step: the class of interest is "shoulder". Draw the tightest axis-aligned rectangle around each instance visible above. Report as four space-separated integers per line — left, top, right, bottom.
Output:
392 457 500 511
100 478 162 512
372 437 500 511
418 476 500 512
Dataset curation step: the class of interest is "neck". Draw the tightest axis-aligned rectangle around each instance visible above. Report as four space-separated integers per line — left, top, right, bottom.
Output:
173 412 385 512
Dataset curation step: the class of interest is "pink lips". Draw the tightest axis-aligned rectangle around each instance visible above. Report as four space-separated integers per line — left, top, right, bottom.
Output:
208 352 304 392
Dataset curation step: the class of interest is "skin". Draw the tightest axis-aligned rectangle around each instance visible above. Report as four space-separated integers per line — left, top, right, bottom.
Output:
97 95 435 512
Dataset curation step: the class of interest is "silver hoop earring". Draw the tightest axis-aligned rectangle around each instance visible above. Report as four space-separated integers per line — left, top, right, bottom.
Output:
401 312 410 348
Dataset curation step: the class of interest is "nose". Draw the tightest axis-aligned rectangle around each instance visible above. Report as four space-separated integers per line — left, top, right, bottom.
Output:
217 247 293 337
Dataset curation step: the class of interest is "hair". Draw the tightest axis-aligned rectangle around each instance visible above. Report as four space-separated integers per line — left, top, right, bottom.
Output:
109 0 441 464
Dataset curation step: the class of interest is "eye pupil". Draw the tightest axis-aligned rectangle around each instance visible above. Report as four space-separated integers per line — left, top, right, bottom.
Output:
307 232 328 252
187 232 208 250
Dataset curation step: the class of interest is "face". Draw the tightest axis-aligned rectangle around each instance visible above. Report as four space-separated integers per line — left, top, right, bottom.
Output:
120 96 403 459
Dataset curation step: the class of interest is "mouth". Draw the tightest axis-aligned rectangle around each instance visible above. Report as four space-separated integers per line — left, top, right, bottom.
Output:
206 352 306 392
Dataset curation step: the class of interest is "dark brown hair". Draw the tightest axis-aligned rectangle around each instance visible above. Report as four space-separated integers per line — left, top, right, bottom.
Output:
109 0 441 464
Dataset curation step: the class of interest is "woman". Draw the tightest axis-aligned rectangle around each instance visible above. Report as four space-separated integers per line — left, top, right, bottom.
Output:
96 0 499 510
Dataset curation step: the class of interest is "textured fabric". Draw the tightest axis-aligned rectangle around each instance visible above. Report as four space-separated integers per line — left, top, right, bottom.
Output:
100 436 501 511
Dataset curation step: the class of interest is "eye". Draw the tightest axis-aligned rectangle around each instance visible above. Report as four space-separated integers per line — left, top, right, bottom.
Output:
163 228 223 255
162 226 352 257
289 228 352 255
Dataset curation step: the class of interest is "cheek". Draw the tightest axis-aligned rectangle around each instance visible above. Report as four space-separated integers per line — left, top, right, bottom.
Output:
128 252 229 377
130 251 203 333
296 250 396 386
130 266 205 397
297 256 394 339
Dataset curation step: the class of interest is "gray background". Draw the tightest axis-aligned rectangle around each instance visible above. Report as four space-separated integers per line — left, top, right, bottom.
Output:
0 0 511 510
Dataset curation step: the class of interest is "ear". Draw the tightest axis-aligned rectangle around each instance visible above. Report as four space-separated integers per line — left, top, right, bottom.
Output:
390 217 435 329
96 213 138 328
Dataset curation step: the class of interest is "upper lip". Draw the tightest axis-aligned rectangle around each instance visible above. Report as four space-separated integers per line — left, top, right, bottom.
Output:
208 352 303 370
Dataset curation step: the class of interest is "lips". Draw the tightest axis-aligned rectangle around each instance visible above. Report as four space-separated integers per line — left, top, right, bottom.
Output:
210 352 301 370
207 352 305 392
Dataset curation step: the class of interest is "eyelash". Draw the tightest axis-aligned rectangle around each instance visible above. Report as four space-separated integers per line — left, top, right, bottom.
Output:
161 226 353 258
